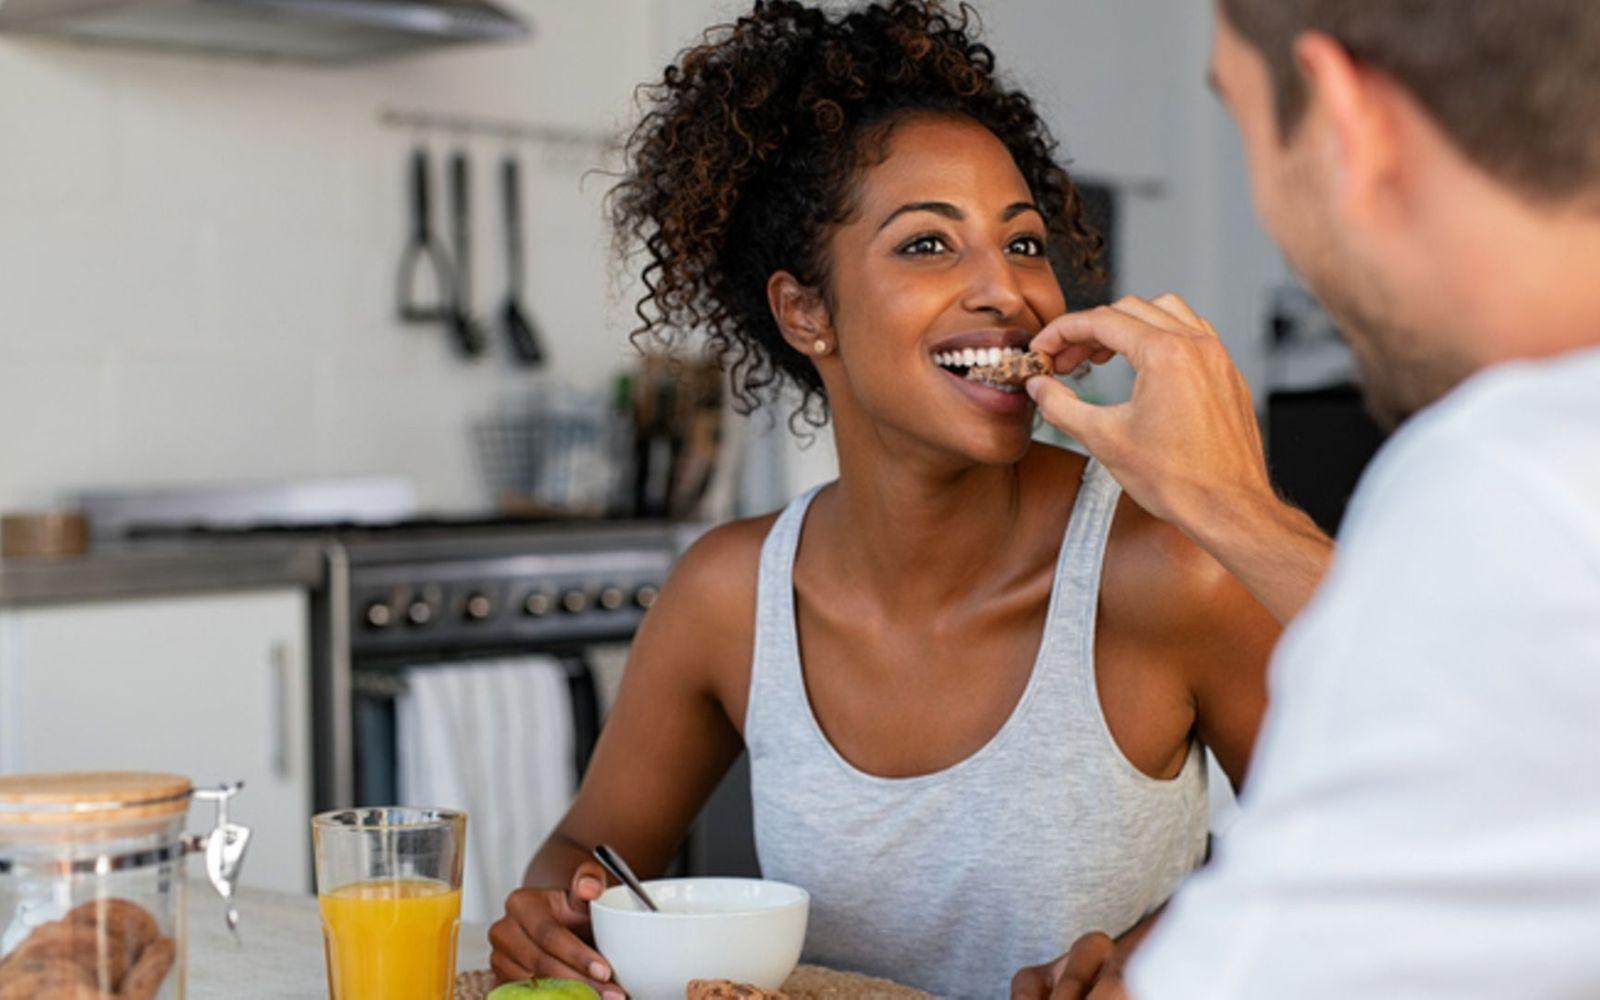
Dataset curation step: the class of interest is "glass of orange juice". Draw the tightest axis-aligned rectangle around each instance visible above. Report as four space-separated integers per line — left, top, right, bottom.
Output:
312 807 467 1000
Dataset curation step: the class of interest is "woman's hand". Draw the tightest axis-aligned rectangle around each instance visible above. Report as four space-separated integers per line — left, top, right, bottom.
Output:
1010 931 1130 1000
488 859 625 999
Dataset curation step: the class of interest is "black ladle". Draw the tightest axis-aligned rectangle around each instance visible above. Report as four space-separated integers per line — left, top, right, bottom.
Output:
447 151 488 358
500 156 546 366
397 147 453 325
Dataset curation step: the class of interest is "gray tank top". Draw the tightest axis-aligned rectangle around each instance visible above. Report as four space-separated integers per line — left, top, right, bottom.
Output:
745 458 1208 998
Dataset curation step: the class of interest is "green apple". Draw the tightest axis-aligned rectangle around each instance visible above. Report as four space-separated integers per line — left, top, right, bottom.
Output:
486 979 602 1000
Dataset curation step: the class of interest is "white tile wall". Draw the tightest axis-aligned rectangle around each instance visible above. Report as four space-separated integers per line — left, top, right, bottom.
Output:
0 1 660 510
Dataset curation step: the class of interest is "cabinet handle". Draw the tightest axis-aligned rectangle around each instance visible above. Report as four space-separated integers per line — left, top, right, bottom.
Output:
269 642 291 780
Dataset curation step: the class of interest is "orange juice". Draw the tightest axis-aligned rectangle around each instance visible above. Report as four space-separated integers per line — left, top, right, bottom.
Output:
319 877 462 1000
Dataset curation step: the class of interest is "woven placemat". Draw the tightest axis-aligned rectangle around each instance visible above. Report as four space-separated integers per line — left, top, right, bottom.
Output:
454 965 934 1000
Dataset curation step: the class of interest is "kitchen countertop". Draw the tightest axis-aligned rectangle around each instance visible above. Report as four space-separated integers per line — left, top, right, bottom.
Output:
0 540 326 607
190 884 492 997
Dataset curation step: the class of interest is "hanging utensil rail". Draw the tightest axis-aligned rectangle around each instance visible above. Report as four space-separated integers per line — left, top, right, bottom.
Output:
379 108 617 152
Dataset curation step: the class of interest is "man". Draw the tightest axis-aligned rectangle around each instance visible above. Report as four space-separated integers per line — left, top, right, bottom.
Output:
1012 1 1600 997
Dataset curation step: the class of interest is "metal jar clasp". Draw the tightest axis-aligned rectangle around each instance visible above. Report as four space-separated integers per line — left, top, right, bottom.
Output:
184 782 251 939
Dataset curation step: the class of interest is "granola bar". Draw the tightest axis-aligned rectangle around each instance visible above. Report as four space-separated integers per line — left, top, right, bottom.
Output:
967 350 1051 387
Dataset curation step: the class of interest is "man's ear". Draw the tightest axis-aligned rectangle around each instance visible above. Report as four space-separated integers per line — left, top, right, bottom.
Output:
1294 31 1403 225
767 270 835 358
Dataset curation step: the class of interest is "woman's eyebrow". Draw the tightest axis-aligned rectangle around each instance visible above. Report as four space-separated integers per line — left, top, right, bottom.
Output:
876 200 1043 231
876 200 963 231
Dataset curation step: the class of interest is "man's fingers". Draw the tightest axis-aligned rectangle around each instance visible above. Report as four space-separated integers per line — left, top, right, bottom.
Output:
1032 307 1160 367
1049 342 1099 376
1149 292 1205 330
1027 377 1109 449
1110 294 1189 334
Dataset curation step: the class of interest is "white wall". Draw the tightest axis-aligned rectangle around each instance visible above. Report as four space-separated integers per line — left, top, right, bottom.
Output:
0 2 660 511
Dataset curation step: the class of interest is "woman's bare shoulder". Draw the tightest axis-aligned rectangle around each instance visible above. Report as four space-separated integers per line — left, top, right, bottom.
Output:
668 512 782 610
633 512 783 724
1105 497 1239 628
1102 494 1278 652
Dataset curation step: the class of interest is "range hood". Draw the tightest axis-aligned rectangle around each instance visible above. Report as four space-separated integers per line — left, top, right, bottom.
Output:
0 0 529 63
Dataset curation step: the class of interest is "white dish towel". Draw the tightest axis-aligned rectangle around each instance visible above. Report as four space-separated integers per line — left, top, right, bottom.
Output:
396 656 576 923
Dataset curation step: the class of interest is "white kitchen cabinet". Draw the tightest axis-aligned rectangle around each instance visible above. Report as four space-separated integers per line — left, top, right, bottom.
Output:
0 588 314 893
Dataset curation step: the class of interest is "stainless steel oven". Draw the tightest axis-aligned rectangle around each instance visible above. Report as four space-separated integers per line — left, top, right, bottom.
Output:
79 480 758 880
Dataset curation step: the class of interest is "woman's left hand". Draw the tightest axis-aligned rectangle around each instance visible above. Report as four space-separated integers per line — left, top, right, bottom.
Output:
1010 931 1131 1000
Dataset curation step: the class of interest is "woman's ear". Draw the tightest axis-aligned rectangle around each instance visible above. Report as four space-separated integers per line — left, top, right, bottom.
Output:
767 271 836 359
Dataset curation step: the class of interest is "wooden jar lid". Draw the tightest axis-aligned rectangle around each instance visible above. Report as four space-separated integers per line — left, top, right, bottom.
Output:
0 771 193 825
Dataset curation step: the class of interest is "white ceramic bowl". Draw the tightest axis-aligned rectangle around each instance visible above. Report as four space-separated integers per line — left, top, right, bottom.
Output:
591 877 809 1000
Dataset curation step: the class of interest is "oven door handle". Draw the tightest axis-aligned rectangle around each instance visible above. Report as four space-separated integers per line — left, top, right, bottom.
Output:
268 641 292 781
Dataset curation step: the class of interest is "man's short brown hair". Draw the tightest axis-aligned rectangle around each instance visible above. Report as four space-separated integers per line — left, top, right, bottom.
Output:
1219 0 1600 202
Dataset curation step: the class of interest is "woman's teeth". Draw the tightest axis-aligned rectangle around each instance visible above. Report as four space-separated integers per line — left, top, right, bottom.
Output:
932 346 1023 369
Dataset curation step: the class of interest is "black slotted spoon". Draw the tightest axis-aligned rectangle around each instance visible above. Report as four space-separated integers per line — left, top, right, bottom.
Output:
499 155 546 366
447 150 488 359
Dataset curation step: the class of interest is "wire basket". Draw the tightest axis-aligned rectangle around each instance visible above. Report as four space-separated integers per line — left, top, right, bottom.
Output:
471 389 630 517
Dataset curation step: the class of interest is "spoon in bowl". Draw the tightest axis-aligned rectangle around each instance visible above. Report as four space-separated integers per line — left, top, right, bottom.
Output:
592 843 659 913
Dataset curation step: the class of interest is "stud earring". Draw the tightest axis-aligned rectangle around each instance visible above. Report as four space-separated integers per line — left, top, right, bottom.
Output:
813 339 831 356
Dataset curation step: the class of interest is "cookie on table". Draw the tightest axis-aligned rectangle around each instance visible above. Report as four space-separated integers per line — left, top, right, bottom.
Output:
686 979 789 999
780 964 934 999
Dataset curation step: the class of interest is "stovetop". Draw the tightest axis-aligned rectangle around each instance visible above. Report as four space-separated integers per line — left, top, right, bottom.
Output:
125 512 648 542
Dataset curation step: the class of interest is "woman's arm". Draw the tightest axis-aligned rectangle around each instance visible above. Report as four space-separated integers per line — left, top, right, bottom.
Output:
489 519 769 990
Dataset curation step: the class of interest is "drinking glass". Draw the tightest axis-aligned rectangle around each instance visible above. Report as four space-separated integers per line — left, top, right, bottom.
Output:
312 807 467 1000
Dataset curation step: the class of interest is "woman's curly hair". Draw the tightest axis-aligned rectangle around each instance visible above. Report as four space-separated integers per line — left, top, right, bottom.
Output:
609 0 1103 428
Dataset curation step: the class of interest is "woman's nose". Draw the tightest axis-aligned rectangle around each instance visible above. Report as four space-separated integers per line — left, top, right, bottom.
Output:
959 247 1027 320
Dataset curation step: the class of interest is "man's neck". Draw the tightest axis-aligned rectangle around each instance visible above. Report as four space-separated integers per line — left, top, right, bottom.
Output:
1446 187 1600 365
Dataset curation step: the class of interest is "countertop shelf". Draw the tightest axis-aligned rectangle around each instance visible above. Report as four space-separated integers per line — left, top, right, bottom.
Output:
0 540 326 607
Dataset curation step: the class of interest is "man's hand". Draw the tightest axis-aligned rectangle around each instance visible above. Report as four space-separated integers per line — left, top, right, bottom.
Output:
1011 932 1130 1000
488 859 626 998
1028 294 1334 624
1028 294 1274 533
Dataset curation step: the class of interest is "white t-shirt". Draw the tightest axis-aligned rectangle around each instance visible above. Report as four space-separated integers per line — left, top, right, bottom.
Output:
1129 346 1600 1000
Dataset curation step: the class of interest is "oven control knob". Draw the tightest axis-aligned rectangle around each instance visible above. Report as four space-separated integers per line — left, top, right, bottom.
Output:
634 585 660 610
561 589 591 614
523 591 555 617
598 586 625 611
406 600 434 627
364 602 394 629
464 592 493 621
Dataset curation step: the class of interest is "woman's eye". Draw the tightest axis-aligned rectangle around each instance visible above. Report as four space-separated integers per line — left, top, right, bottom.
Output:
899 234 949 256
1008 235 1046 257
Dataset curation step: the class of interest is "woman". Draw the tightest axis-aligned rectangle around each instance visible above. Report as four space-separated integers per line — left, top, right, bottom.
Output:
490 2 1278 996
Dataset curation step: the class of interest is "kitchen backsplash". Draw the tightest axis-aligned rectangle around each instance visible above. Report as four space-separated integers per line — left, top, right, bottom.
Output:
0 1 690 512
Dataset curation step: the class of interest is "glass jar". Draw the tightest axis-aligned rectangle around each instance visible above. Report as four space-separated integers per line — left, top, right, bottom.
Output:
0 772 250 1000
